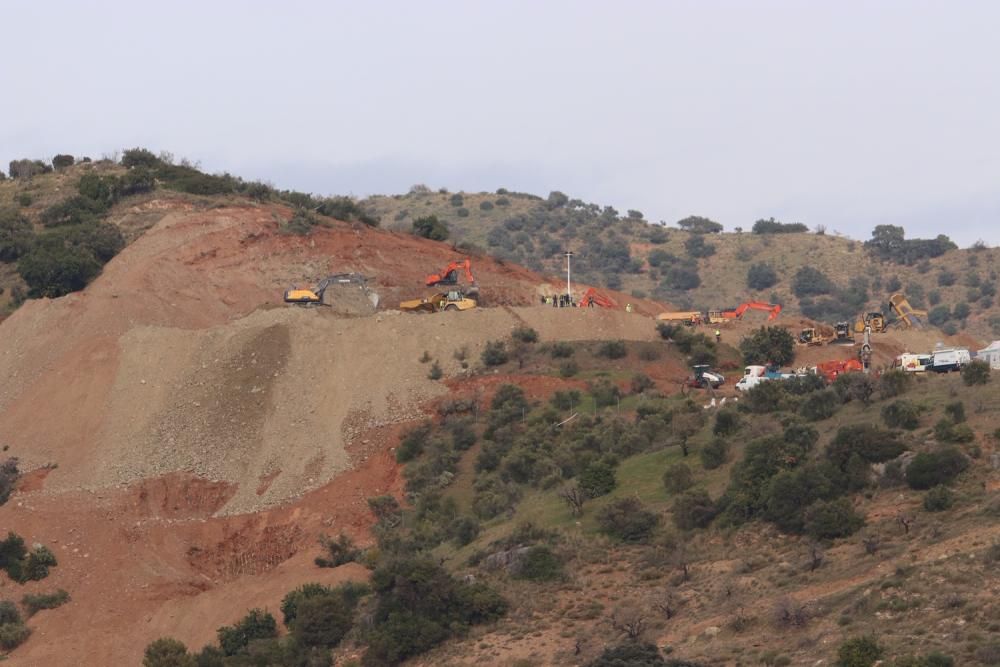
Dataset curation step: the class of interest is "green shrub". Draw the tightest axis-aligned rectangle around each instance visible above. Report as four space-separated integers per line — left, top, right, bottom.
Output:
16 227 115 297
514 545 563 581
676 216 723 234
923 485 954 512
21 589 70 616
713 409 740 436
558 360 580 377
121 148 162 169
479 200 494 211
0 209 35 262
740 326 795 366
684 235 715 258
906 447 968 489
597 497 659 542
803 498 864 540
700 438 729 470
962 359 991 385
549 341 574 358
836 635 883 667
0 600 20 625
143 637 194 667
292 592 356 648
799 389 839 421
51 154 75 169
588 379 621 408
411 215 449 241
662 264 701 290
597 339 627 359
40 194 108 227
673 489 717 530
586 642 673 666
511 326 538 343
580 462 617 497
481 340 508 366
944 401 966 424
365 558 506 665
217 608 278 656
761 465 840 533
792 266 834 297
396 423 432 463
0 622 31 651
826 425 905 471
663 462 694 493
427 361 443 380
747 263 778 290
495 196 510 206
456 207 469 217
315 532 359 568
934 418 974 443
753 218 808 234
16 192 32 207
882 400 920 430
550 390 581 411
449 193 464 207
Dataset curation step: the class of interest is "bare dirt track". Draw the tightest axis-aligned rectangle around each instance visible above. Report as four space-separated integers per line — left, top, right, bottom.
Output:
0 200 667 664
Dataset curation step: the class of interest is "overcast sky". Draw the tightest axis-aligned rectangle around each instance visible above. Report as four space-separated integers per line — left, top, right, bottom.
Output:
3 1 999 245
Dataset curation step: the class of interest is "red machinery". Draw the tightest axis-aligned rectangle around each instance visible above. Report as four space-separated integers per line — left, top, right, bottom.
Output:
425 259 475 287
721 301 782 321
814 358 864 383
578 287 617 308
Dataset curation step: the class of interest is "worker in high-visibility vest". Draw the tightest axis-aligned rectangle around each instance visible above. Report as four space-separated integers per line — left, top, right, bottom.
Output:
715 329 722 343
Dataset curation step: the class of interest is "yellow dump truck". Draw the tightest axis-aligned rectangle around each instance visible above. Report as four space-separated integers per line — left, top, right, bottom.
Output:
656 311 703 325
400 291 477 313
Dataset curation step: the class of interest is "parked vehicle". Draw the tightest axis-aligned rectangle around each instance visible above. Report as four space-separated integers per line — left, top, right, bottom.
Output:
734 365 796 392
892 353 933 373
930 348 971 373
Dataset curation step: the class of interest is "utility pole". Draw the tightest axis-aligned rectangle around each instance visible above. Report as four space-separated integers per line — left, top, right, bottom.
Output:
564 251 574 302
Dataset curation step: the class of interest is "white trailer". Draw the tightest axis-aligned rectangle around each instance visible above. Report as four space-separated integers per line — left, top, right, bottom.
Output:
930 348 971 373
977 341 1000 370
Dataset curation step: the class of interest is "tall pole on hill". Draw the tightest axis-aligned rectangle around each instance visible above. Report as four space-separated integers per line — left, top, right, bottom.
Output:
564 251 573 300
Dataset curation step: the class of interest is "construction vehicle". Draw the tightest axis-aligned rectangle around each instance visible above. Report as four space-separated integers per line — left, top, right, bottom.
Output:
888 293 929 329
858 325 873 372
705 310 729 324
891 353 934 373
425 259 475 287
400 290 477 313
853 312 886 334
929 347 971 373
656 311 703 325
687 364 725 389
798 326 835 346
284 273 368 306
578 287 616 308
812 358 864 383
734 364 799 392
721 301 782 321
833 321 854 344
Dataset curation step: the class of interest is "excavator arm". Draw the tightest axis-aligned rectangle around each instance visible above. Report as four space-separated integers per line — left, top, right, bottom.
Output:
888 293 928 329
425 259 475 287
724 301 782 321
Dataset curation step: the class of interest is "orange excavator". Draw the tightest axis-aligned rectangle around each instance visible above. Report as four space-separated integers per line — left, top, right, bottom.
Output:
721 301 782 321
425 259 476 287
578 287 616 308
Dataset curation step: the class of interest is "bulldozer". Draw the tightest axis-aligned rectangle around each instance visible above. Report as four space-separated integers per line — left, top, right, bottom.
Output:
888 292 929 329
284 274 369 306
833 321 854 343
400 290 477 313
797 327 830 346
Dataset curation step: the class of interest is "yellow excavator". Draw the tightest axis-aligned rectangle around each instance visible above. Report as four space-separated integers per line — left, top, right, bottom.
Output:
888 292 929 329
400 290 477 313
853 311 886 334
284 274 371 306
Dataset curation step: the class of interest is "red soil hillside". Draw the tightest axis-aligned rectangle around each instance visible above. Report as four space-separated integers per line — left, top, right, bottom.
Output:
0 199 668 665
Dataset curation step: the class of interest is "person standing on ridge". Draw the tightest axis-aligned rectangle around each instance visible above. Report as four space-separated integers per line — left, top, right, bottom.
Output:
715 329 721 343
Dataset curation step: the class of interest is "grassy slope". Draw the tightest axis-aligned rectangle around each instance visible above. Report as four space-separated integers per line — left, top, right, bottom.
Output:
365 189 1000 342
414 344 1000 666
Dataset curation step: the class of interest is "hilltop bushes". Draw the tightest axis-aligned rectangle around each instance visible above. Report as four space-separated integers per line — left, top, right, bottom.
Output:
0 532 58 583
864 225 956 265
0 210 33 261
747 262 778 290
752 217 808 234
412 215 449 241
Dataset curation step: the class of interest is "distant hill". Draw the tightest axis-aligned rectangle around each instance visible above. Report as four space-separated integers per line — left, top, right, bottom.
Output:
365 188 1000 341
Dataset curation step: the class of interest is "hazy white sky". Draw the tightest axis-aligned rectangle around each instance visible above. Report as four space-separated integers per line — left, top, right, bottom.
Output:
3 1 999 244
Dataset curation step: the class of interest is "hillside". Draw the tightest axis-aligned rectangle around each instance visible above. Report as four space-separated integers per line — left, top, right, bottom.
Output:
365 189 1000 341
0 153 998 667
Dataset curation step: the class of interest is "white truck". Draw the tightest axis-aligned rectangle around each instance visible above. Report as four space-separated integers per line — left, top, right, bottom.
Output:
734 365 799 392
892 353 933 373
930 348 971 373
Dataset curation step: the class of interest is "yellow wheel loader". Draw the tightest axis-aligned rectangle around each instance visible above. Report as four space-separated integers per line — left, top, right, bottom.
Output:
400 290 477 313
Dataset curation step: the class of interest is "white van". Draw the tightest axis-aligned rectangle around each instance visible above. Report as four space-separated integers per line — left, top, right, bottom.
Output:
930 348 971 373
892 353 933 373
